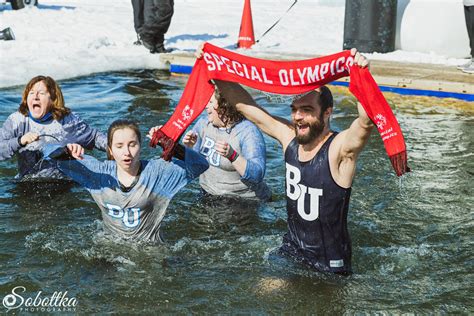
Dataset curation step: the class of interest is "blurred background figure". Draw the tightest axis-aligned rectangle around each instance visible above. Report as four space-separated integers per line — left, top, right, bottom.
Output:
0 27 15 41
131 0 174 54
458 0 474 73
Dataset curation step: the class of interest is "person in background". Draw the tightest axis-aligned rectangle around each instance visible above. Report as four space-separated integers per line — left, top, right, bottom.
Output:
0 75 107 180
43 119 208 242
131 0 174 54
200 48 373 274
458 0 474 74
176 84 271 202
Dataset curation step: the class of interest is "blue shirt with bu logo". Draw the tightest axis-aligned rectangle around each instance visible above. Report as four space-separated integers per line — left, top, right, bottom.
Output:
191 117 271 201
44 145 208 242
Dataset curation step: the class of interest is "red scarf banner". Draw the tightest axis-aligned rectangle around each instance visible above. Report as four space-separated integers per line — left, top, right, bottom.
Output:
150 43 410 176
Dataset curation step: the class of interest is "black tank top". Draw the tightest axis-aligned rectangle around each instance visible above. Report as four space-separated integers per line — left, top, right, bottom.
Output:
281 132 352 274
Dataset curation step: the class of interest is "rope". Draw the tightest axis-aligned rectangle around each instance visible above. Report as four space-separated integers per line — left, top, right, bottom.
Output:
38 134 61 142
256 0 298 43
19 134 62 178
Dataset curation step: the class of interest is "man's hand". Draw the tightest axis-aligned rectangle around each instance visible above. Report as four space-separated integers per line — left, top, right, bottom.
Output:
182 131 197 148
66 143 84 160
351 48 370 69
19 132 39 146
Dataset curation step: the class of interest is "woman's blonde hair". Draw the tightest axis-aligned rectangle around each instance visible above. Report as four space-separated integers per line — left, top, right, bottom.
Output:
19 75 71 120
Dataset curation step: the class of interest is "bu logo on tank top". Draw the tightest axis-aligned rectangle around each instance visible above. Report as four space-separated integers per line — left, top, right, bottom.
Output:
286 163 322 221
200 136 221 166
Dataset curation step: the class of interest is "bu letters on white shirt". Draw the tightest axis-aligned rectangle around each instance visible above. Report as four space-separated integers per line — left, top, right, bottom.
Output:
200 137 221 166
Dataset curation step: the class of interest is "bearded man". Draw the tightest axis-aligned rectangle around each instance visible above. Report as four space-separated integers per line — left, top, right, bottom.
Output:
211 50 373 274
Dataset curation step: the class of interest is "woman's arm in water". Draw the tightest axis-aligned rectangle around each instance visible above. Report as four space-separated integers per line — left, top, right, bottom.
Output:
0 113 39 160
182 147 209 181
0 114 21 160
238 123 267 184
149 147 209 198
62 113 107 152
42 143 109 191
213 122 266 184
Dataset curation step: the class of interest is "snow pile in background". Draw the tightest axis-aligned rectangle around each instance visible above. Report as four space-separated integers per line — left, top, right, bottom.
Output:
0 0 469 89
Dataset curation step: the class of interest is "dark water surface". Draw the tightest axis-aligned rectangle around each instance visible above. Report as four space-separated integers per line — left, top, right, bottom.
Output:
0 70 472 314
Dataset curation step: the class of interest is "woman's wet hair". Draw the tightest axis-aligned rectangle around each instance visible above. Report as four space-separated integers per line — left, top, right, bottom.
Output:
106 119 141 160
19 75 71 120
214 85 244 127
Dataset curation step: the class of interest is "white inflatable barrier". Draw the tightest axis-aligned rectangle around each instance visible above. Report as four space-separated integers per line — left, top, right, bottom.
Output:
396 0 470 58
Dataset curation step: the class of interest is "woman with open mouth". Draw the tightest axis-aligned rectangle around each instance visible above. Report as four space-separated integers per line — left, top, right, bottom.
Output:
41 119 209 242
0 75 107 180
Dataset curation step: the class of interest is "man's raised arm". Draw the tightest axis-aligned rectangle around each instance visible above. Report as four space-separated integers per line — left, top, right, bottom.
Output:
338 50 374 159
339 101 374 159
214 80 295 149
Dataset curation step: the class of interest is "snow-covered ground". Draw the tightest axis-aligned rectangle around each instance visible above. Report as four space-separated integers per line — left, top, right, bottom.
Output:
0 0 470 89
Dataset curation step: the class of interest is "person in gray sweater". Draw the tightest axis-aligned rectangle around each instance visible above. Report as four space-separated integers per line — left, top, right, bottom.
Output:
181 85 271 202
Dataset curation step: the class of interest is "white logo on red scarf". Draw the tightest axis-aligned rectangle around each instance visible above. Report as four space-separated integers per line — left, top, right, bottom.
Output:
374 114 387 130
182 105 194 121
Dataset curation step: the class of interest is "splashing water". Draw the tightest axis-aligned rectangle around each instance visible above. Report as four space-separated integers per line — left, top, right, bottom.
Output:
0 71 472 314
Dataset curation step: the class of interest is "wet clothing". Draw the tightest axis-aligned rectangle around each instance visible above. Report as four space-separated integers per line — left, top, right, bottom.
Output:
192 117 271 201
44 145 208 242
280 133 353 274
132 0 174 50
0 111 106 179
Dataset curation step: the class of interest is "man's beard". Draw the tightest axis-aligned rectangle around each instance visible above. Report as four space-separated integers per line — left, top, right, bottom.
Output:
295 118 325 145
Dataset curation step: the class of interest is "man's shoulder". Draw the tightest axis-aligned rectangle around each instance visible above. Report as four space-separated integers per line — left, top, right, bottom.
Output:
283 137 298 156
328 130 346 151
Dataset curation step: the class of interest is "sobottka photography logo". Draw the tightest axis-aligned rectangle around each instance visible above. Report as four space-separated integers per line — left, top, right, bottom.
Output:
2 286 78 312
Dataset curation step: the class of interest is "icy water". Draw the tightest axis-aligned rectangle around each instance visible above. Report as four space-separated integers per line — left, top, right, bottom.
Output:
0 70 472 314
